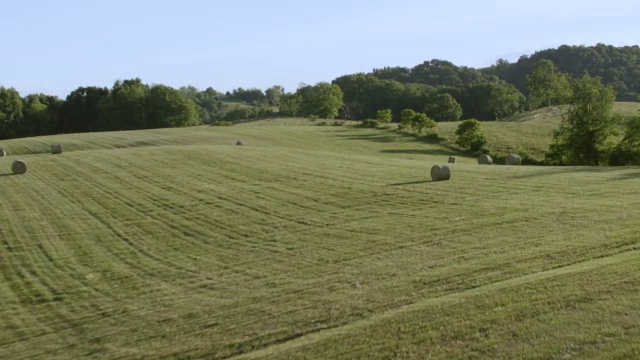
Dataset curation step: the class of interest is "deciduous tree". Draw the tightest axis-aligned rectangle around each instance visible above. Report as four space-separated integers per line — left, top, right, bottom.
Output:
546 74 616 165
374 109 393 123
526 59 572 108
455 119 488 152
146 85 199 128
424 93 462 121
488 83 525 119
59 86 110 133
21 94 62 137
296 82 344 119
0 87 23 139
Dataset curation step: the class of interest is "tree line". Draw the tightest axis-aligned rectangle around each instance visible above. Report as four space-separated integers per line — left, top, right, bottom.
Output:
448 64 640 167
0 79 227 140
484 43 640 102
1 43 638 142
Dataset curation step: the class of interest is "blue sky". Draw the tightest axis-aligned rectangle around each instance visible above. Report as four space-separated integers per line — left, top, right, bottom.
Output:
1 0 638 97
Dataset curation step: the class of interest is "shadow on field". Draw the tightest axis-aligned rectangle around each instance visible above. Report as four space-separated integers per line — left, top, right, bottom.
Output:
335 128 463 155
512 165 640 181
336 132 401 143
388 180 432 186
380 149 454 156
613 171 640 180
0 173 17 177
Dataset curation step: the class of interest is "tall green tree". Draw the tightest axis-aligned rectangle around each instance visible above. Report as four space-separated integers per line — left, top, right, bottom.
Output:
146 85 199 128
196 87 223 124
423 93 462 121
546 74 616 165
609 115 640 165
279 93 301 116
265 85 284 106
455 119 488 152
526 59 572 108
180 86 222 124
488 83 525 119
99 78 149 130
21 94 63 137
60 86 110 133
296 82 344 119
0 87 24 139
400 109 417 129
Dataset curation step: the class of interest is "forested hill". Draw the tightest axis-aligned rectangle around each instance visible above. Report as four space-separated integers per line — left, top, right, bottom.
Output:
358 44 640 102
1 43 639 141
482 44 640 101
331 43 639 122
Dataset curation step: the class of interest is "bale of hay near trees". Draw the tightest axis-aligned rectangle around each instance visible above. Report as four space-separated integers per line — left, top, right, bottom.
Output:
448 156 456 164
505 154 522 165
431 164 451 181
0 148 6 157
478 154 493 165
236 140 245 146
51 144 63 154
11 160 27 174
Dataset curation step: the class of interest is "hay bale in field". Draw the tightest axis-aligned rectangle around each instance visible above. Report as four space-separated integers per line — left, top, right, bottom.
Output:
11 160 27 174
236 140 245 146
505 154 521 165
0 148 6 157
51 144 62 154
448 156 457 164
431 164 451 181
478 154 493 165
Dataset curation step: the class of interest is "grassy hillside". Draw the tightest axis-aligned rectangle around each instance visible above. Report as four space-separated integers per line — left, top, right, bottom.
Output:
0 123 639 359
437 102 640 160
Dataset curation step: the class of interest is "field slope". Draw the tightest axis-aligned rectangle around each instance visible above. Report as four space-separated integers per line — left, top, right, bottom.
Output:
0 122 639 359
437 101 640 159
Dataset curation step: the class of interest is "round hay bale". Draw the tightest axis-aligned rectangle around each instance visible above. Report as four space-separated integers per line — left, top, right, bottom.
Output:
11 160 27 175
505 154 521 165
448 156 457 164
431 164 451 181
478 154 493 165
51 144 63 154
236 140 245 146
0 148 6 157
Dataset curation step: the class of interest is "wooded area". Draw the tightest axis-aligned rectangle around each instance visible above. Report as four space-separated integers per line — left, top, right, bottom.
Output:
1 44 638 141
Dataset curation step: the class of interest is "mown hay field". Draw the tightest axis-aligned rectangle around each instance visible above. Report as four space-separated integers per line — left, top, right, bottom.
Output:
0 122 639 359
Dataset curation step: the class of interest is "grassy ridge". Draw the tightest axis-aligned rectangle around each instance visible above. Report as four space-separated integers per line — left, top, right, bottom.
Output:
437 102 640 159
0 123 639 359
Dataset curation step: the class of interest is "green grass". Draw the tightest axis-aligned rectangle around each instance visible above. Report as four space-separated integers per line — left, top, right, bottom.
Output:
437 102 640 160
0 121 639 359
219 99 279 115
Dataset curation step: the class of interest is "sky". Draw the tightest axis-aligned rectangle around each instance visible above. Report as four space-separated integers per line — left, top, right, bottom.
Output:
1 0 638 97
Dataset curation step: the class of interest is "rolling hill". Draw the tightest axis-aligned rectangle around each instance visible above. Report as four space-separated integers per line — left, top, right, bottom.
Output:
436 101 640 160
0 122 639 359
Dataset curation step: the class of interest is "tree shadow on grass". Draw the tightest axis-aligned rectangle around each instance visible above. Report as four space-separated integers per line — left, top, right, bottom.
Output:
335 132 402 143
512 165 640 180
387 180 432 186
612 170 640 180
0 173 16 177
380 149 455 157
335 128 464 155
